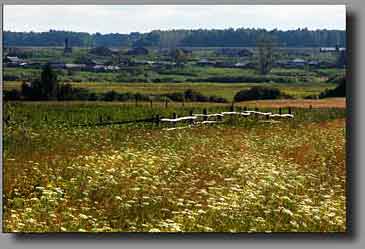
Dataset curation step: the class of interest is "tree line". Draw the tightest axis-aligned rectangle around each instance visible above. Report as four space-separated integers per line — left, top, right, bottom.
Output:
4 28 345 48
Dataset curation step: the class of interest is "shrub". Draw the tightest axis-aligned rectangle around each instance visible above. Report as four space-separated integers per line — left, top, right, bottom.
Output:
102 90 119 101
3 89 21 101
234 86 283 102
319 77 346 98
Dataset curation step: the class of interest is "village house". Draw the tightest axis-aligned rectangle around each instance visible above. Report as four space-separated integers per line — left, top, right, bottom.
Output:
4 56 24 67
48 61 66 69
287 58 307 68
308 60 320 68
320 47 346 53
234 61 253 68
197 59 216 66
65 64 86 70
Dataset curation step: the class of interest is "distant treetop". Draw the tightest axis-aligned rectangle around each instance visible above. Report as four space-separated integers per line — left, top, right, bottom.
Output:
3 28 346 48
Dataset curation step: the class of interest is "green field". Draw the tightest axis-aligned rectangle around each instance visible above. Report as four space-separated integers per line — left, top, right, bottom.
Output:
4 81 336 101
3 101 346 232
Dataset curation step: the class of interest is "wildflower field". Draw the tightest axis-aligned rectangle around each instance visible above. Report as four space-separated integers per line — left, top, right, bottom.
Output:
3 100 346 232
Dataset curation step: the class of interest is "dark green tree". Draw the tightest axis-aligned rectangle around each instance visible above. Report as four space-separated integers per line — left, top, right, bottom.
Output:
336 50 347 68
41 64 59 100
21 64 59 100
256 34 276 75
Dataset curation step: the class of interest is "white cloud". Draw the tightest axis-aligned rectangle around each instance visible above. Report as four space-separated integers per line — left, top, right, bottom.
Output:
4 5 346 34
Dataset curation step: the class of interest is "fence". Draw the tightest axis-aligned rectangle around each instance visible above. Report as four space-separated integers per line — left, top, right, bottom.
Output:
72 106 294 128
159 107 293 128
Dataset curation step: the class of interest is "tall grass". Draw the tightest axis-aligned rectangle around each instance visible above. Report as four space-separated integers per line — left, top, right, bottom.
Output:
3 101 346 232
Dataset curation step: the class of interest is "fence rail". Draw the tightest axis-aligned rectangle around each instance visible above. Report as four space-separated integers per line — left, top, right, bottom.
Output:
73 106 294 128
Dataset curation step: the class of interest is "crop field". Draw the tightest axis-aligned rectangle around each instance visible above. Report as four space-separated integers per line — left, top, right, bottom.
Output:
3 100 346 232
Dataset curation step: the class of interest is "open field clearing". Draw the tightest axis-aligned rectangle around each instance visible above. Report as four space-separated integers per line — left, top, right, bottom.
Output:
3 101 346 232
3 81 337 101
240 98 346 109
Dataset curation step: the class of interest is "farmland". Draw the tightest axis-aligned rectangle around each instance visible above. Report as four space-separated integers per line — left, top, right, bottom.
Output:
3 100 346 232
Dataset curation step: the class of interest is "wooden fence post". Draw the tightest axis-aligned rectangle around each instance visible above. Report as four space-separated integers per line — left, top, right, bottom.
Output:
279 107 282 115
155 114 160 127
309 104 312 110
150 100 153 108
288 107 292 115
230 102 234 112
203 108 208 121
189 110 194 124
244 106 247 112
172 112 177 127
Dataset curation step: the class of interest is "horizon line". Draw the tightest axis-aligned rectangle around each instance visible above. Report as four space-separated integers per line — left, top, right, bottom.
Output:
3 27 347 36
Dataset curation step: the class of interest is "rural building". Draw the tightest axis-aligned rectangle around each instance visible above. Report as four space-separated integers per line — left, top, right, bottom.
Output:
23 62 43 69
65 64 86 70
4 56 24 66
48 61 66 69
320 47 346 52
308 60 320 68
234 61 253 68
197 59 216 66
287 58 307 68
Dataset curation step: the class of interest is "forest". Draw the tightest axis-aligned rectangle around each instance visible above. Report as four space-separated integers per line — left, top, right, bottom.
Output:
3 28 346 48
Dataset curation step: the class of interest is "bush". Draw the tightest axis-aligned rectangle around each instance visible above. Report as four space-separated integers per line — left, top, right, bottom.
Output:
89 46 113 56
319 77 346 98
3 89 21 101
156 89 227 103
234 86 283 102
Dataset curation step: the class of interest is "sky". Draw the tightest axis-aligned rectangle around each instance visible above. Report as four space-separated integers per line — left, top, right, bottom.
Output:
4 5 346 34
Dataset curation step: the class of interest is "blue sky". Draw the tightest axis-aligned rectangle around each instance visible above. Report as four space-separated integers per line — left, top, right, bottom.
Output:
4 5 346 34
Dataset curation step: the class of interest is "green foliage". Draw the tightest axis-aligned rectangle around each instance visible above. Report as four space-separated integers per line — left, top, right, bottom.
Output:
20 64 59 100
4 29 346 48
89 46 113 56
320 77 346 98
234 86 285 102
336 50 346 68
256 34 275 75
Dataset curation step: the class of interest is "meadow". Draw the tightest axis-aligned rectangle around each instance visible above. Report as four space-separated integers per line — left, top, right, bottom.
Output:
3 81 336 101
3 100 346 232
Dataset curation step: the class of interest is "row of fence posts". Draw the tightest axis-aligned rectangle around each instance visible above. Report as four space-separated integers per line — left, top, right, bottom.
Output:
154 105 293 127
135 98 189 109
133 98 313 112
35 103 296 125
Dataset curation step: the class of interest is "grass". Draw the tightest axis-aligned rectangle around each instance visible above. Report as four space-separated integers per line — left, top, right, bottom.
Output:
3 65 345 85
3 81 337 101
3 100 346 232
